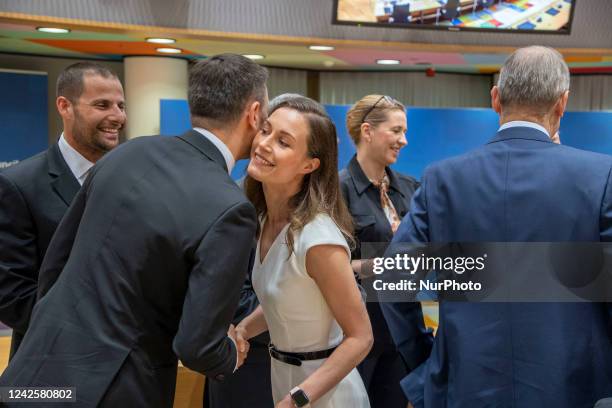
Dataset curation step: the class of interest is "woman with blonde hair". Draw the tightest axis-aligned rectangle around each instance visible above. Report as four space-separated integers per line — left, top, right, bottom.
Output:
236 94 373 408
339 95 432 408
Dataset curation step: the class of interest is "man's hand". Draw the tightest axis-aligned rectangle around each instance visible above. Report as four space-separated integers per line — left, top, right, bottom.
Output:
228 324 249 369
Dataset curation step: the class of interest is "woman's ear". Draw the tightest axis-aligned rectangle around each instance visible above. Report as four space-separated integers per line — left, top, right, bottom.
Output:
301 157 321 175
360 122 372 143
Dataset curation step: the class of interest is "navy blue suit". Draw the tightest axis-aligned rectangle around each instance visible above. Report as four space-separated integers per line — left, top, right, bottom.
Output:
382 126 612 407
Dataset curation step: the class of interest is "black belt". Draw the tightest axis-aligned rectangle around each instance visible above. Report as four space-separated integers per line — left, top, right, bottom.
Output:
268 343 337 366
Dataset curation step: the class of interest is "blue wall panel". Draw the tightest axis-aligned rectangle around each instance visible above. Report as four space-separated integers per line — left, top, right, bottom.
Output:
160 99 612 181
559 111 612 155
0 71 48 166
159 99 191 136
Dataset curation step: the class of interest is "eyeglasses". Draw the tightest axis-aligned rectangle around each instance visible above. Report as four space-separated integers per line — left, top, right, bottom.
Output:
361 95 396 123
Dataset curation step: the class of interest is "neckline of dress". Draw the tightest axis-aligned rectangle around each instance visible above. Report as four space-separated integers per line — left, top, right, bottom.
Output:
257 219 290 265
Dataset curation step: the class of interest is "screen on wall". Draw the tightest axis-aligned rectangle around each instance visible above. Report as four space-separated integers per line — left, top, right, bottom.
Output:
333 0 575 33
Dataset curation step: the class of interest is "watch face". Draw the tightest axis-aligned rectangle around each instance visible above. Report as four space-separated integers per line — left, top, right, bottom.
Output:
291 389 309 407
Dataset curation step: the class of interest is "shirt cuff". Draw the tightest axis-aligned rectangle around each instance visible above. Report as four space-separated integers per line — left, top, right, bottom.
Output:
227 334 239 372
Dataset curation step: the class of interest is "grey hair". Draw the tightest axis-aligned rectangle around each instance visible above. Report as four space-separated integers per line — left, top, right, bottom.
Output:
268 93 306 114
497 46 570 113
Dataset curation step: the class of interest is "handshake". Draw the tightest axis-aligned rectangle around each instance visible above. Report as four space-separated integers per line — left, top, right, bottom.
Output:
228 324 250 369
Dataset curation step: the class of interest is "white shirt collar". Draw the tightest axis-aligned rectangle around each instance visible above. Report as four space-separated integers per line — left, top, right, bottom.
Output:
192 128 235 174
57 133 95 186
498 121 550 138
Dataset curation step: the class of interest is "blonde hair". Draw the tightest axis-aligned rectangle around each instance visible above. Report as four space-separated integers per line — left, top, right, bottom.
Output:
346 95 405 145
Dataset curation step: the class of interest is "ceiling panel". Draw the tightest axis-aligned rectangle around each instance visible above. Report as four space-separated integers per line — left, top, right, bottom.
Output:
0 7 610 74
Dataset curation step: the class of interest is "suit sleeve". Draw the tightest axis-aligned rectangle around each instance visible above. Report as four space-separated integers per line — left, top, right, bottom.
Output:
0 174 38 332
173 200 257 377
339 177 361 260
380 172 434 403
600 164 612 325
37 181 88 300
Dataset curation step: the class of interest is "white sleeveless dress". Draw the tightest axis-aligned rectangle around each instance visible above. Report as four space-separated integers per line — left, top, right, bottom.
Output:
252 213 370 408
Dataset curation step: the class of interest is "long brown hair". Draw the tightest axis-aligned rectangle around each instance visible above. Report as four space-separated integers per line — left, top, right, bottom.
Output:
244 94 354 254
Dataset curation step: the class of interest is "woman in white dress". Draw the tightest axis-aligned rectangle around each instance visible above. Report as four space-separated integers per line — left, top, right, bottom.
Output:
235 94 373 408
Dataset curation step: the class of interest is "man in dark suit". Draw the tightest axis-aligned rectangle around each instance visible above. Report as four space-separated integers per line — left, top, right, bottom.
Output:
382 46 612 407
0 54 269 407
0 62 125 357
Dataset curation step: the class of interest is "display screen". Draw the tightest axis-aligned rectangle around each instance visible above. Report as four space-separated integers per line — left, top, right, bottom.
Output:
333 0 575 33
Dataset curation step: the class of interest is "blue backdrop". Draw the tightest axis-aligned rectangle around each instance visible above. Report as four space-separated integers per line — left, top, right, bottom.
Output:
0 71 48 167
159 99 612 180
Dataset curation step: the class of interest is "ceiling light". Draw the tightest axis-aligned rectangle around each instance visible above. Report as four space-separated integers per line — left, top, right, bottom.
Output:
156 47 182 54
146 37 176 44
376 59 401 65
309 45 335 51
243 54 265 60
36 27 70 34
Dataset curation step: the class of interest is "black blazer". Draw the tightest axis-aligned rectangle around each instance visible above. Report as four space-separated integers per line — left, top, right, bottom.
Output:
340 155 419 259
339 155 419 348
0 130 258 408
0 143 80 356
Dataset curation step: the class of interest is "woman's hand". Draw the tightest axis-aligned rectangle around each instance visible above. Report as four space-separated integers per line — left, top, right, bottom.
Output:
234 324 250 355
228 324 249 369
352 259 374 279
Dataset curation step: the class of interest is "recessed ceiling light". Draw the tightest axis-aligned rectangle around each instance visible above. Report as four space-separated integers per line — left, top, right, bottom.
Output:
376 59 401 65
323 61 335 67
146 37 176 44
36 27 70 34
156 47 182 54
309 45 335 51
243 54 265 60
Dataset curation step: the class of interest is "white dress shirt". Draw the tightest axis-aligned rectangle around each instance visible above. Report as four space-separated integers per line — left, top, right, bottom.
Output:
57 133 95 186
193 127 236 174
498 120 550 138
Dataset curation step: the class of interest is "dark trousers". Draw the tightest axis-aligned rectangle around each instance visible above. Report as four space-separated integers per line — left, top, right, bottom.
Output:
9 330 24 360
204 342 273 408
359 302 409 408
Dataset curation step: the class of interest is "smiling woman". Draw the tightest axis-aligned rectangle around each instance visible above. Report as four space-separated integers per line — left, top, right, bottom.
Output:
238 94 373 408
338 94 430 408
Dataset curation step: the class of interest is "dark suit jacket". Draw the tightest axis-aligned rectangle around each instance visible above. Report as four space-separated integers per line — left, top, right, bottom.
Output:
0 143 80 356
382 127 612 407
0 130 258 408
339 155 432 356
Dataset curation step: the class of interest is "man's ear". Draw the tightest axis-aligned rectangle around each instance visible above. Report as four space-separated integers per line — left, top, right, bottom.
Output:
247 100 262 130
555 90 569 119
56 96 72 118
491 86 502 115
301 157 320 175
